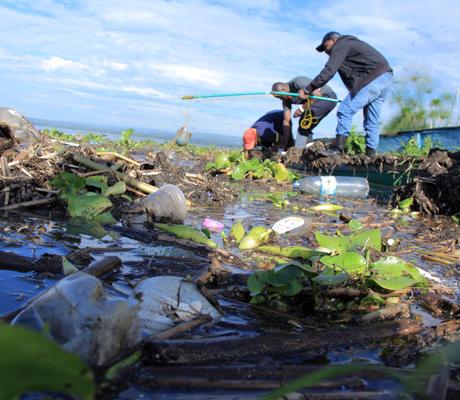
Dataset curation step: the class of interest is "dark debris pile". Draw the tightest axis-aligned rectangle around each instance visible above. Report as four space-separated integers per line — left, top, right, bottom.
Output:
393 149 460 215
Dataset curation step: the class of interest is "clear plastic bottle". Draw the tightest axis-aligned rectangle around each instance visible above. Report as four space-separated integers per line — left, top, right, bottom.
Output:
144 184 188 222
293 176 369 199
175 126 192 146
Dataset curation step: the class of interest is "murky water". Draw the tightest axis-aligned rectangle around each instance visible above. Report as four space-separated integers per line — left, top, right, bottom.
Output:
1 172 459 399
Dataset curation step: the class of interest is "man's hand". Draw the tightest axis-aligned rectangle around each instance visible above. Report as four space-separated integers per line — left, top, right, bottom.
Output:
298 88 309 100
294 105 305 118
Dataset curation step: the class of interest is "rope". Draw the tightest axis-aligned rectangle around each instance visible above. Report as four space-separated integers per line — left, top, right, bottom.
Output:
299 97 319 130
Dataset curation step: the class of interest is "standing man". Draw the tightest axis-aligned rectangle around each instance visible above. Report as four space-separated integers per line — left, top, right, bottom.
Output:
271 76 337 149
299 32 393 156
243 110 294 151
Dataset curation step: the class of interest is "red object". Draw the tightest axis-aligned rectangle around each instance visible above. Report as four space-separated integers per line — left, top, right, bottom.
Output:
243 128 257 150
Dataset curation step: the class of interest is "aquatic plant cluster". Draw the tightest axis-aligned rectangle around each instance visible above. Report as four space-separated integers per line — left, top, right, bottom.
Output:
205 151 299 182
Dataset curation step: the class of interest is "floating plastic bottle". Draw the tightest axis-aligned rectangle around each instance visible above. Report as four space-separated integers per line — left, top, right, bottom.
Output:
293 176 369 199
144 184 187 222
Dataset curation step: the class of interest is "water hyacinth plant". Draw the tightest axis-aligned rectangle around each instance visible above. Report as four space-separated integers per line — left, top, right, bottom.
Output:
247 227 428 308
50 171 126 223
205 151 298 182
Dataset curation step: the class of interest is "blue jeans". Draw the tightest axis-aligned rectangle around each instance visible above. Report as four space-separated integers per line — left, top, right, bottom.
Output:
336 72 393 149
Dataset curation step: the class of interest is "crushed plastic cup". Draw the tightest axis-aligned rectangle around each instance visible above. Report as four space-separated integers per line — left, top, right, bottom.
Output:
144 184 187 223
202 217 224 233
272 216 309 235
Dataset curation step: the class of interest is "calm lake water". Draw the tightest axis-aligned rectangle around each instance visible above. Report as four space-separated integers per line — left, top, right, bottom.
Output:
31 118 241 148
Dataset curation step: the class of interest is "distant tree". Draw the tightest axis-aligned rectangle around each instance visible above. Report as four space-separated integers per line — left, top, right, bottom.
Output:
383 68 458 134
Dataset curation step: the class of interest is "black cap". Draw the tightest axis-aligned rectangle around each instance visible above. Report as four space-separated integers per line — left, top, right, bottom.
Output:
316 31 341 52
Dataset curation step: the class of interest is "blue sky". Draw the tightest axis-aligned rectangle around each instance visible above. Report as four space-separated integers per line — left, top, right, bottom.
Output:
0 0 459 138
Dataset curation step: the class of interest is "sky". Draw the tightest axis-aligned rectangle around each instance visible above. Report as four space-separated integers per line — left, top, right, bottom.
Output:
0 0 459 139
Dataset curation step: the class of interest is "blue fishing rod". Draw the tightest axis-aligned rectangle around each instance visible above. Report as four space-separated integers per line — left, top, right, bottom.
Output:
181 91 341 103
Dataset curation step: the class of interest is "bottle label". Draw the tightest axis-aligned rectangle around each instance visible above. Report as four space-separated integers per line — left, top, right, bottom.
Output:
320 176 337 195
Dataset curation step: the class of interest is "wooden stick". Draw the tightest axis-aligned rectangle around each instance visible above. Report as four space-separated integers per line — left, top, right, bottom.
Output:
79 170 114 178
73 154 158 194
82 256 122 277
150 316 212 340
0 197 56 211
417 250 459 263
421 254 454 265
0 156 10 177
0 251 62 274
96 151 141 167
126 186 147 197
35 188 60 194
19 166 34 178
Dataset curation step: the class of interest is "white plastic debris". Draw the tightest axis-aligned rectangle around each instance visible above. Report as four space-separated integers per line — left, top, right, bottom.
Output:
12 272 140 367
133 276 221 338
11 274 221 367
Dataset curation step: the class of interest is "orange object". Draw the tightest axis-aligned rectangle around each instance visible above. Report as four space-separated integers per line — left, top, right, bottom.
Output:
243 128 257 150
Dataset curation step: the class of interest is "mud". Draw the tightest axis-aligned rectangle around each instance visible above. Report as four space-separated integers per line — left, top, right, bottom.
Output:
144 151 237 206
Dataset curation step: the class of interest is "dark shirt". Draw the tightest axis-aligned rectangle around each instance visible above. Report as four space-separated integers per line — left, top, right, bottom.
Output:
252 110 284 147
283 76 336 111
306 35 392 97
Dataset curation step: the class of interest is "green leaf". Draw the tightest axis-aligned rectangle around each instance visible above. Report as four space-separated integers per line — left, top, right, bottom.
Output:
369 256 428 287
104 181 126 196
68 194 112 219
238 227 272 250
315 232 349 253
315 229 382 253
201 227 211 238
205 162 216 171
0 324 95 400
154 223 218 248
266 194 289 208
85 175 108 193
214 153 231 170
247 271 269 294
398 197 414 213
93 211 117 225
257 245 322 260
279 278 303 296
67 217 110 239
62 257 79 276
310 203 343 212
120 128 134 144
231 164 247 180
105 352 141 381
230 221 245 243
50 172 86 201
312 268 348 286
360 293 386 306
273 162 290 182
121 194 133 202
320 252 367 275
350 229 381 252
348 219 363 232
371 276 417 291
249 293 266 304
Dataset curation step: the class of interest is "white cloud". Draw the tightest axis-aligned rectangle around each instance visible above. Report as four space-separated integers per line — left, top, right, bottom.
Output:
121 85 172 98
151 64 225 87
0 0 459 137
41 56 89 72
103 61 128 71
